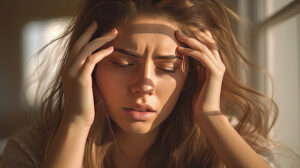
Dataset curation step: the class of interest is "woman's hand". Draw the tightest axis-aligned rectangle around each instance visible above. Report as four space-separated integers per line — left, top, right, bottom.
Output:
60 21 118 127
175 27 273 168
175 26 225 121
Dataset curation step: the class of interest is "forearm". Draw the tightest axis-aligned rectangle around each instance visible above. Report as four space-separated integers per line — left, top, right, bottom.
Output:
197 111 271 168
42 120 90 168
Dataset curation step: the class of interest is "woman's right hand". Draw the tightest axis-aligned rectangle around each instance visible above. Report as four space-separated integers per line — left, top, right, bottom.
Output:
60 20 118 128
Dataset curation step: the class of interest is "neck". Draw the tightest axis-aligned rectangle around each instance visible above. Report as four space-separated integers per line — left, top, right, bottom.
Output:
113 126 159 168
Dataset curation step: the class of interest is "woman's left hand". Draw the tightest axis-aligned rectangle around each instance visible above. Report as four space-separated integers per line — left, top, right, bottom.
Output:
175 26 226 122
175 28 273 168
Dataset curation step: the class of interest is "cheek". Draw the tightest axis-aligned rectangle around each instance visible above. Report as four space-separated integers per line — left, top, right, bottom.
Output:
156 76 177 98
150 73 186 128
157 70 187 96
94 62 125 101
156 72 187 111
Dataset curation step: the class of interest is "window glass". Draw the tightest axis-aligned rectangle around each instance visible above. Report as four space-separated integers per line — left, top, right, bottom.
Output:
22 18 70 107
265 0 294 18
266 14 300 156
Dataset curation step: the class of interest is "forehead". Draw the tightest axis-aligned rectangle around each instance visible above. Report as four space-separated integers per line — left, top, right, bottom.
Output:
113 16 183 50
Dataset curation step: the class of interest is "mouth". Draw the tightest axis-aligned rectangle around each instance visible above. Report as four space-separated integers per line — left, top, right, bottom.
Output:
122 105 156 121
122 107 154 112
123 103 156 112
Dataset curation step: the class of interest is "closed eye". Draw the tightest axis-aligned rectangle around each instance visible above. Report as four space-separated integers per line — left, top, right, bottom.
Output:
111 61 134 67
110 61 178 73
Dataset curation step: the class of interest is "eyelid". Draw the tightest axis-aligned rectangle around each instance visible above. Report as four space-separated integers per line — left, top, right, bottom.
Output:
110 61 178 73
111 58 181 73
111 61 135 68
114 48 183 60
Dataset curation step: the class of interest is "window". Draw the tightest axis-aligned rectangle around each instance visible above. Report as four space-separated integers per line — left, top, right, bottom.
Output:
240 0 300 164
258 0 300 155
21 18 70 108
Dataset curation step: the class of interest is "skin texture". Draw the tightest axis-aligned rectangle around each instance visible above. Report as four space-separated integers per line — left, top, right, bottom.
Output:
95 17 188 134
43 22 118 168
49 15 271 168
94 16 189 167
175 25 271 168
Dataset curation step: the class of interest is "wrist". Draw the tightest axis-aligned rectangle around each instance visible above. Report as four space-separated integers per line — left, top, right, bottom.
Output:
196 110 228 127
61 115 93 131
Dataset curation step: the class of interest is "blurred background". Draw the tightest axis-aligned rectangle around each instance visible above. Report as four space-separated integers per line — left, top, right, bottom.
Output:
0 0 299 165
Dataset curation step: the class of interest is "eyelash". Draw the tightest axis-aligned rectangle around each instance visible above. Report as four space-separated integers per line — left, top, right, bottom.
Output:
111 61 177 73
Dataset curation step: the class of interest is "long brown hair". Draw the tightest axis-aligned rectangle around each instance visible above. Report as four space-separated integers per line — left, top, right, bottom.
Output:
33 0 291 167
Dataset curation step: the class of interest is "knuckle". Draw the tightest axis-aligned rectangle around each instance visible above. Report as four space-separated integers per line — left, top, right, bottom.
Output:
81 41 100 55
209 39 216 45
98 36 113 43
199 43 208 51
85 56 95 64
187 37 195 42
84 64 94 74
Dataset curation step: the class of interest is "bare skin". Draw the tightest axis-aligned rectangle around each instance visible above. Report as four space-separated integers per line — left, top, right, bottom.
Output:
94 16 188 168
175 26 271 168
42 21 118 168
42 16 272 168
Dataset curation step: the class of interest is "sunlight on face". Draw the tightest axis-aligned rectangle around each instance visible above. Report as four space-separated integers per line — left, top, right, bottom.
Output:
95 15 189 134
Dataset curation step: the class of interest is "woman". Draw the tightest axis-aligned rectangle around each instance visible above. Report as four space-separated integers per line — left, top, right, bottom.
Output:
0 0 286 167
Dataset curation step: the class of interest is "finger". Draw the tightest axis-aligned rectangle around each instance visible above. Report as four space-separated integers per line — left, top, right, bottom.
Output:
72 30 118 69
188 26 217 50
194 30 222 64
177 46 216 71
68 21 98 65
175 30 219 67
62 21 98 76
205 29 213 39
79 46 114 76
187 28 223 65
203 29 223 64
212 49 222 65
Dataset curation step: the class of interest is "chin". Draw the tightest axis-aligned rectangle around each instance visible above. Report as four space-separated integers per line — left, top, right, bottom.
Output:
120 121 158 135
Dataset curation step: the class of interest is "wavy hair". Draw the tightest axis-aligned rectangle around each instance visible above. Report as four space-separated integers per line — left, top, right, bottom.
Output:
33 0 292 167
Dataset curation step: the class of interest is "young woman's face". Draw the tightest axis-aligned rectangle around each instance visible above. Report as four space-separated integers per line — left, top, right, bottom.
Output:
95 16 189 134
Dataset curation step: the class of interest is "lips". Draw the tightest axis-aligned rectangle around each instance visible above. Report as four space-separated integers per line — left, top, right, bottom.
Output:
123 103 156 112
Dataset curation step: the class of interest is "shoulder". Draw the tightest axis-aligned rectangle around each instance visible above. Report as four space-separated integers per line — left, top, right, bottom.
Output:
0 125 46 168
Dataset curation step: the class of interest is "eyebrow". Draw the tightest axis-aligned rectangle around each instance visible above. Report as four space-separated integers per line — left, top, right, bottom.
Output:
114 48 183 60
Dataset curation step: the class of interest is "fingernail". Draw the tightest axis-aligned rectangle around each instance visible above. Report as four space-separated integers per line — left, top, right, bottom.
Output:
110 28 118 34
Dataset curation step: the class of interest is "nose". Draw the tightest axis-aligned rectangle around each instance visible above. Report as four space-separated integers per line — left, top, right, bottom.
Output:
130 60 156 96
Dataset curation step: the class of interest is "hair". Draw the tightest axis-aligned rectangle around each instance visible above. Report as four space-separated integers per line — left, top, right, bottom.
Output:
30 0 299 167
